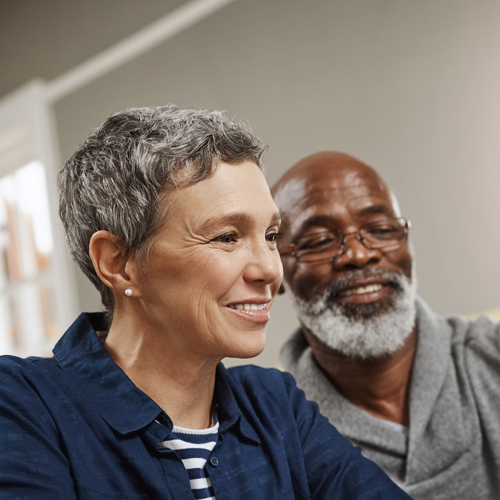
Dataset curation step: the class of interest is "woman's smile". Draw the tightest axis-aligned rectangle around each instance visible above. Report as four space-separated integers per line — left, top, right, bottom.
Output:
226 299 271 323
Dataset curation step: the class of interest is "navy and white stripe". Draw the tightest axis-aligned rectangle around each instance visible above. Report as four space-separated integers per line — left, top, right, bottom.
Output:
160 418 219 500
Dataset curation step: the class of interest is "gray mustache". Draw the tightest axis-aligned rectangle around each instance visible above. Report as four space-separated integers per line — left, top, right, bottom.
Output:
325 268 404 298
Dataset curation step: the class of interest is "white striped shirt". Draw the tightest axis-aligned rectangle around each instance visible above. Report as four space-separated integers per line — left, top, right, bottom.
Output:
160 419 219 500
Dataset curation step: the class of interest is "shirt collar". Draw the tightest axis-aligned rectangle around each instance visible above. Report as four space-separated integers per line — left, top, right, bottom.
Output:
53 313 259 444
53 313 163 435
214 364 261 444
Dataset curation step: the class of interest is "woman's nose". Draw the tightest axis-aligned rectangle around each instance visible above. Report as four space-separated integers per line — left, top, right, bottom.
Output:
243 239 283 284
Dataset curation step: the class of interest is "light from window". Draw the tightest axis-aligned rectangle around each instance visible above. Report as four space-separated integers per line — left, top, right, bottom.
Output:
0 161 58 355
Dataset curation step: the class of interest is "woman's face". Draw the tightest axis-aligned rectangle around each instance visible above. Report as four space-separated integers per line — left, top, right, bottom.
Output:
134 161 282 361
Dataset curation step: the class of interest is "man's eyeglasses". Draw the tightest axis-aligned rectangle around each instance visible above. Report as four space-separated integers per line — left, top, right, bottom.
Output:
278 217 411 263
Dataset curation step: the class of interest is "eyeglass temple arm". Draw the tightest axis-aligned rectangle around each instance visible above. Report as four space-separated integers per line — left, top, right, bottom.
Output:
278 244 296 256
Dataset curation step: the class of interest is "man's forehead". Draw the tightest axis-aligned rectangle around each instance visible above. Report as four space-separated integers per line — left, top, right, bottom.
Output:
275 171 391 211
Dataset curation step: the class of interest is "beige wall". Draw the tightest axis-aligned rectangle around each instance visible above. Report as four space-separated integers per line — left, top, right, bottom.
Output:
2 0 500 367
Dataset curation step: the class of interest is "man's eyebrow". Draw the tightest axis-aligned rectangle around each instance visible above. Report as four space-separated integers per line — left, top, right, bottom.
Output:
297 215 337 234
357 204 394 217
200 211 282 230
295 205 393 235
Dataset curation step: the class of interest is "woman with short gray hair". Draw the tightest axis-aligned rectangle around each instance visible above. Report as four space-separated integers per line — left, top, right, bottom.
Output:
58 105 266 320
0 105 411 500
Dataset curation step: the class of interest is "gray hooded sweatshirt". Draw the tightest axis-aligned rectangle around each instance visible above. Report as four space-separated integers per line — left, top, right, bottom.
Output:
280 298 500 499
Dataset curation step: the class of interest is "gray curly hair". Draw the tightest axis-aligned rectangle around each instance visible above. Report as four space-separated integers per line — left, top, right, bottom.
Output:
58 104 266 320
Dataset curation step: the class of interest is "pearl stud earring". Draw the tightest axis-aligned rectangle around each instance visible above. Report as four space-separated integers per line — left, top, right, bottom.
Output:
125 289 133 297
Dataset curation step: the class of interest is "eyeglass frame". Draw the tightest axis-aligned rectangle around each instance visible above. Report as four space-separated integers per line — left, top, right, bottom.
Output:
278 217 411 263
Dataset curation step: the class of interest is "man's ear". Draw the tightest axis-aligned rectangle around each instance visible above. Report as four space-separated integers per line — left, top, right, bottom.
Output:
278 282 286 295
89 231 134 294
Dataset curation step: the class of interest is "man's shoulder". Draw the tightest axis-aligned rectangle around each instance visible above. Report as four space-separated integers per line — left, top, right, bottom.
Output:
454 313 500 359
421 297 500 354
415 300 500 403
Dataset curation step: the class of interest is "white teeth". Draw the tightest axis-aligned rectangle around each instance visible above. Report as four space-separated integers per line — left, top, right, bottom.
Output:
228 303 266 311
339 283 383 297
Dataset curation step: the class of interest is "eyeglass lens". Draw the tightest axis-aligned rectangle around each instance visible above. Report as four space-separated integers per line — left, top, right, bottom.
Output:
294 218 407 263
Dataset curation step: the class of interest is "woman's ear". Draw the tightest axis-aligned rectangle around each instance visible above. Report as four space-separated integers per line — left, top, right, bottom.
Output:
89 231 133 294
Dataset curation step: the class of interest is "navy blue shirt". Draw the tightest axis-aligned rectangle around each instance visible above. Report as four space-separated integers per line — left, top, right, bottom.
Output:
0 313 411 499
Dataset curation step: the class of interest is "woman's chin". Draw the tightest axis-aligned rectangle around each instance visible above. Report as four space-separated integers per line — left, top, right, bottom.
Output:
223 332 267 360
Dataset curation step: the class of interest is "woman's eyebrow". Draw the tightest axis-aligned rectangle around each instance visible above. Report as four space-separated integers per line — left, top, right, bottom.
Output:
199 212 253 231
270 212 282 226
200 211 282 231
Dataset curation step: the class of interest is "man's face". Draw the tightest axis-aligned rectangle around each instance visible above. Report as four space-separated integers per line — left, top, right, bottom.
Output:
276 165 413 311
274 160 415 358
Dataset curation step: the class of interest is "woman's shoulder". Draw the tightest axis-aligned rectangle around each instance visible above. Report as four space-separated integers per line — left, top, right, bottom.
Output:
223 364 301 409
0 355 61 393
0 355 69 433
226 364 295 386
0 353 57 371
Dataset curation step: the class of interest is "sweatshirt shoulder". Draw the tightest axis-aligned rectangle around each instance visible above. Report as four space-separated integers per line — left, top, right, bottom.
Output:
463 314 500 359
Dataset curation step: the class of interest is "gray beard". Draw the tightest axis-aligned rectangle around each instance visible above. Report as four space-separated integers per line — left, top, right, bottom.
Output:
288 268 417 360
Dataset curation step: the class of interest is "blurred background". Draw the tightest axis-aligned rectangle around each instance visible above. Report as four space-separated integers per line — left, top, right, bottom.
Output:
0 0 499 366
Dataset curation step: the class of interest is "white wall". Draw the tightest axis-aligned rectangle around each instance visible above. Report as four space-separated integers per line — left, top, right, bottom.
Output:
2 0 500 367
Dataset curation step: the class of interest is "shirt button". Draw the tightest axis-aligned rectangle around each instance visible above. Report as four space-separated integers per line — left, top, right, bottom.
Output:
210 457 219 467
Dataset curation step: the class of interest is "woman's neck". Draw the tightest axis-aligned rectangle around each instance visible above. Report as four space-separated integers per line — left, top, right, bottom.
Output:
104 312 220 430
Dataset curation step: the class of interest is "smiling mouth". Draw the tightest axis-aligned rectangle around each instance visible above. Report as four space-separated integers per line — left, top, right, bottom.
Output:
227 303 267 311
226 301 271 324
337 283 384 297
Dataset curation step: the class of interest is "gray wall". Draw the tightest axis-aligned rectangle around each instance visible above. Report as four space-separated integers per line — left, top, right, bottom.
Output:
2 0 500 367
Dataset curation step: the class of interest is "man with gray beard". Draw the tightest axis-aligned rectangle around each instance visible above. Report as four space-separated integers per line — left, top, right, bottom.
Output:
291 267 417 360
272 151 500 499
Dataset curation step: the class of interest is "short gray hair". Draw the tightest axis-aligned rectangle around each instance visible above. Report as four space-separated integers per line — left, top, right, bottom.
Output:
58 104 266 318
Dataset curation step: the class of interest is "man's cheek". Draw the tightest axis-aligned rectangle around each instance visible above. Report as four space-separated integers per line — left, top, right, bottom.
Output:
295 272 326 302
397 252 413 281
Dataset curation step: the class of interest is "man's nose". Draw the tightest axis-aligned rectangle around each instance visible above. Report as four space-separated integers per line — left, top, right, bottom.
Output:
333 234 381 270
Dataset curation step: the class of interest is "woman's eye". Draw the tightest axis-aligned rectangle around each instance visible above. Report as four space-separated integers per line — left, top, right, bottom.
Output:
213 232 238 243
266 231 284 243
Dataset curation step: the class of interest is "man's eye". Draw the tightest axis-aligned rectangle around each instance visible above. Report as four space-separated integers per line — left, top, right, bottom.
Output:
370 227 396 233
298 236 335 250
367 227 398 237
213 232 238 243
